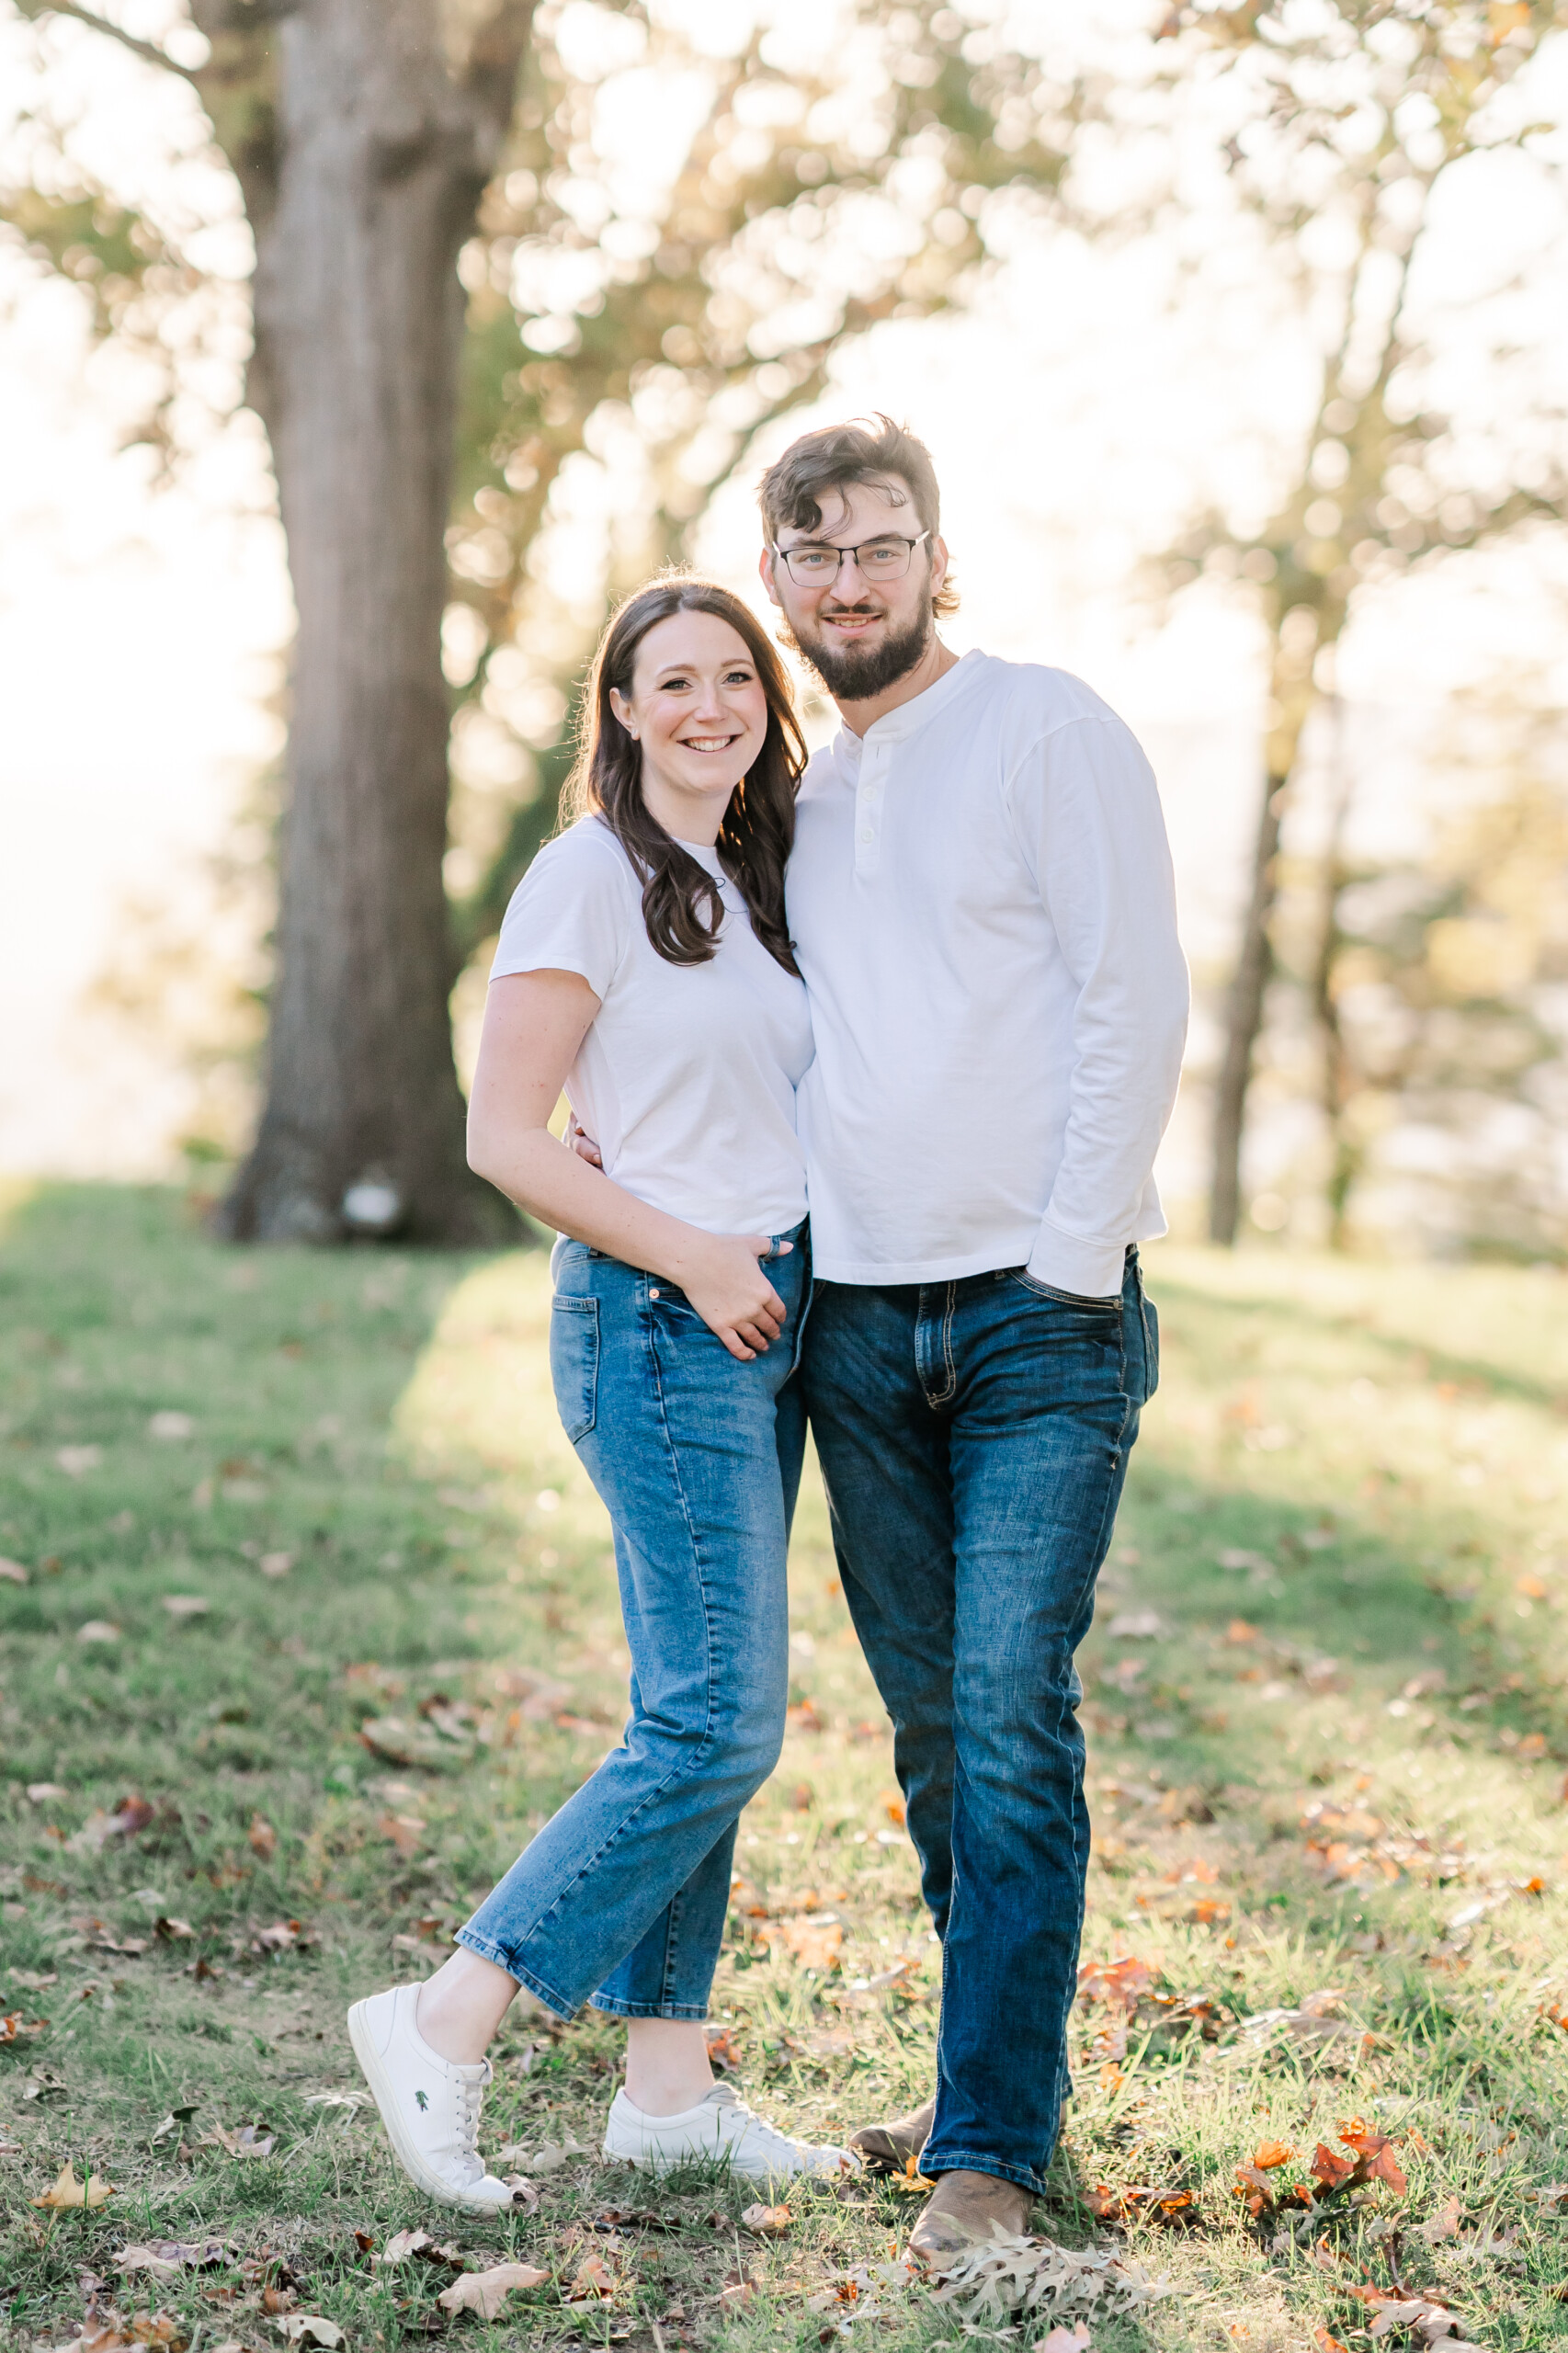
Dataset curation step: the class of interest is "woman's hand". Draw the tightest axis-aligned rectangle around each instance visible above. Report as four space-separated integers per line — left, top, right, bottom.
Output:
671 1233 793 1362
567 1115 604 1169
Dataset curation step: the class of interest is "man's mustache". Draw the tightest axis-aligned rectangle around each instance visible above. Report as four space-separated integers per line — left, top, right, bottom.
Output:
818 600 885 619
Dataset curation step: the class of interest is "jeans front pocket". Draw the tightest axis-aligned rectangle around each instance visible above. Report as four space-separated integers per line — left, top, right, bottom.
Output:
1005 1269 1122 1313
1137 1274 1160 1404
550 1293 600 1443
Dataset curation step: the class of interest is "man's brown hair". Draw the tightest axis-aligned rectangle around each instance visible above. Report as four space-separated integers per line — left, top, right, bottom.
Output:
758 415 959 617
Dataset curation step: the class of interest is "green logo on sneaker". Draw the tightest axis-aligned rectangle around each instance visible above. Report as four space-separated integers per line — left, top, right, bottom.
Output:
415 2089 428 2110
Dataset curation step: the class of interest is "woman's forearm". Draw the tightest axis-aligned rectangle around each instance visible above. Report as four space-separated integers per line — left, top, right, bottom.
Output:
469 1122 730 1282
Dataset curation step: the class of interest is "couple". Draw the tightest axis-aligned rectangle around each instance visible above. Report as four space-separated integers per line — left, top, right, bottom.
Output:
349 416 1189 2267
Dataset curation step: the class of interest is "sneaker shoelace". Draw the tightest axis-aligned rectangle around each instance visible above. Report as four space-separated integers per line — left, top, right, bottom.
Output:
718 2094 817 2165
451 2073 485 2181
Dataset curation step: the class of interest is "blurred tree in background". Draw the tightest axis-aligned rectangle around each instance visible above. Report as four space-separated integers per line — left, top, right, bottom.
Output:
1257 676 1568 1256
1137 0 1567 1244
1 0 1070 1245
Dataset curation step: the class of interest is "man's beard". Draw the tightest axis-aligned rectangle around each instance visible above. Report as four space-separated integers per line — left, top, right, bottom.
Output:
789 604 932 700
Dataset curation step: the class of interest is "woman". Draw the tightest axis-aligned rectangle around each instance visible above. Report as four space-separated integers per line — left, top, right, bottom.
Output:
348 577 855 2207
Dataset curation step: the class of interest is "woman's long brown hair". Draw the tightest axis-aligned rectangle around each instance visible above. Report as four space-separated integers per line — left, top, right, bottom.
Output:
567 575 806 973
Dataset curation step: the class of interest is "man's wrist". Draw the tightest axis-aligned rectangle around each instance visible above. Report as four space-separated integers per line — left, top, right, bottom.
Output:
1025 1225 1126 1301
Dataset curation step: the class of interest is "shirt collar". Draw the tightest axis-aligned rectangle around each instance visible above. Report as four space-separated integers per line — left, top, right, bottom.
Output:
833 645 986 768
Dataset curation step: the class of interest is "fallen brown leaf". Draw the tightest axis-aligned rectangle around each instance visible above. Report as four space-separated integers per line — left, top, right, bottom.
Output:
437 2263 549 2319
741 2202 792 2235
248 1814 278 1861
275 2319 345 2349
705 2025 743 2071
565 2255 616 2302
33 2159 114 2210
376 1813 427 1859
128 2312 187 2348
774 1915 844 1971
119 2244 226 2280
1416 2193 1464 2244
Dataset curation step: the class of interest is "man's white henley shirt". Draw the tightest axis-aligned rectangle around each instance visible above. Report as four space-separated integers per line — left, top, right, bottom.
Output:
787 647 1190 1299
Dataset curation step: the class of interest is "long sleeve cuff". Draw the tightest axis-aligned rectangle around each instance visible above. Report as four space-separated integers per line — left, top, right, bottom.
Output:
1025 1221 1128 1301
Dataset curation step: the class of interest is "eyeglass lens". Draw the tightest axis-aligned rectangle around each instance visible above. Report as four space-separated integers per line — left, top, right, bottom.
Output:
783 540 916 583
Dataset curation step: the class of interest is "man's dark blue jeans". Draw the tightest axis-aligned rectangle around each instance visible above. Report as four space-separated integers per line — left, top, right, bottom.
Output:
801 1249 1157 2197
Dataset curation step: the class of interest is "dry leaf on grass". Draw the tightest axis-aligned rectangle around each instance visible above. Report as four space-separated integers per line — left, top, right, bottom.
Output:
1076 1956 1156 2013
374 2232 464 2271
153 1918 194 1943
565 2255 616 2302
128 2319 187 2351
1040 2330 1092 2353
161 1597 210 1620
77 1621 121 1645
1350 2289 1485 2350
741 2203 791 2235
245 1919 312 1956
118 2245 226 2280
376 1813 426 1859
1 1556 30 1583
201 2123 277 2159
275 2319 346 2349
437 2262 549 2319
773 1914 844 1971
358 1717 461 1770
34 2160 114 2210
248 1814 278 1860
931 2236 1167 2324
0 2014 49 2042
704 2024 744 2070
1417 2194 1465 2244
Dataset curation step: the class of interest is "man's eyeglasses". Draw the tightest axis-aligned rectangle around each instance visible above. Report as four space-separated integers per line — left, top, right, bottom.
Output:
772 530 931 587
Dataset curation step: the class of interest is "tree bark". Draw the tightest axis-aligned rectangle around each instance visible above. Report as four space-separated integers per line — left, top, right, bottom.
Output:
218 0 528 1243
1209 767 1287 1246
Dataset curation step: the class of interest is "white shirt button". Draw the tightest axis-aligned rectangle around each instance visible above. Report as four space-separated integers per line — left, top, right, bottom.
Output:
859 828 874 844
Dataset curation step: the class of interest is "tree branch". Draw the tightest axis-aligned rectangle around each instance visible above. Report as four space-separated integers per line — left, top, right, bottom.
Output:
13 0 201 85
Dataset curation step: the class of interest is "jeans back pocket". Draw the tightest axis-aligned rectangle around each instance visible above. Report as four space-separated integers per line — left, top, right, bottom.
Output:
550 1292 600 1443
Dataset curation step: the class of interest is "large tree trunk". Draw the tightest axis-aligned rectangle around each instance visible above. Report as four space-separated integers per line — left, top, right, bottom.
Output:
218 0 525 1244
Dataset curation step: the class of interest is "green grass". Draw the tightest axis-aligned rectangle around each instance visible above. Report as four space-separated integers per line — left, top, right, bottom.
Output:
5 1187 1568 2350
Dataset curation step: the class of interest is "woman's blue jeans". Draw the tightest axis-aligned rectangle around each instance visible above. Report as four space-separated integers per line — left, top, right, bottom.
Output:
455 1225 808 2019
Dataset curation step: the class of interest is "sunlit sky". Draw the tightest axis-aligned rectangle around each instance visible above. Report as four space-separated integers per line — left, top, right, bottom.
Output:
2 1 1566 1216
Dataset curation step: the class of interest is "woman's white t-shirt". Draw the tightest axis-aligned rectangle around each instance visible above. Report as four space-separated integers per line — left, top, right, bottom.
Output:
491 815 812 1237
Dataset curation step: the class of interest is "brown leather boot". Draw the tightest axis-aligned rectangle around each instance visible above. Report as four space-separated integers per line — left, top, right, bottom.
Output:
847 2093 936 2174
907 2170 1035 2273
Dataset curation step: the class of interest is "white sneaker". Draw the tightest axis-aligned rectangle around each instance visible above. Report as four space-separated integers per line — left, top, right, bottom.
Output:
347 1984 522 2211
603 2082 860 2185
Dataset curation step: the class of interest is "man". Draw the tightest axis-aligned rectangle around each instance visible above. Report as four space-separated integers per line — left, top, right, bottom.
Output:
757 416 1188 2264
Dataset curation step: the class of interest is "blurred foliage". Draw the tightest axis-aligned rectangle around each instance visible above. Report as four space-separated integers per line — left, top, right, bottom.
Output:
438 0 1079 954
1265 685 1568 1258
1142 0 1568 1239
